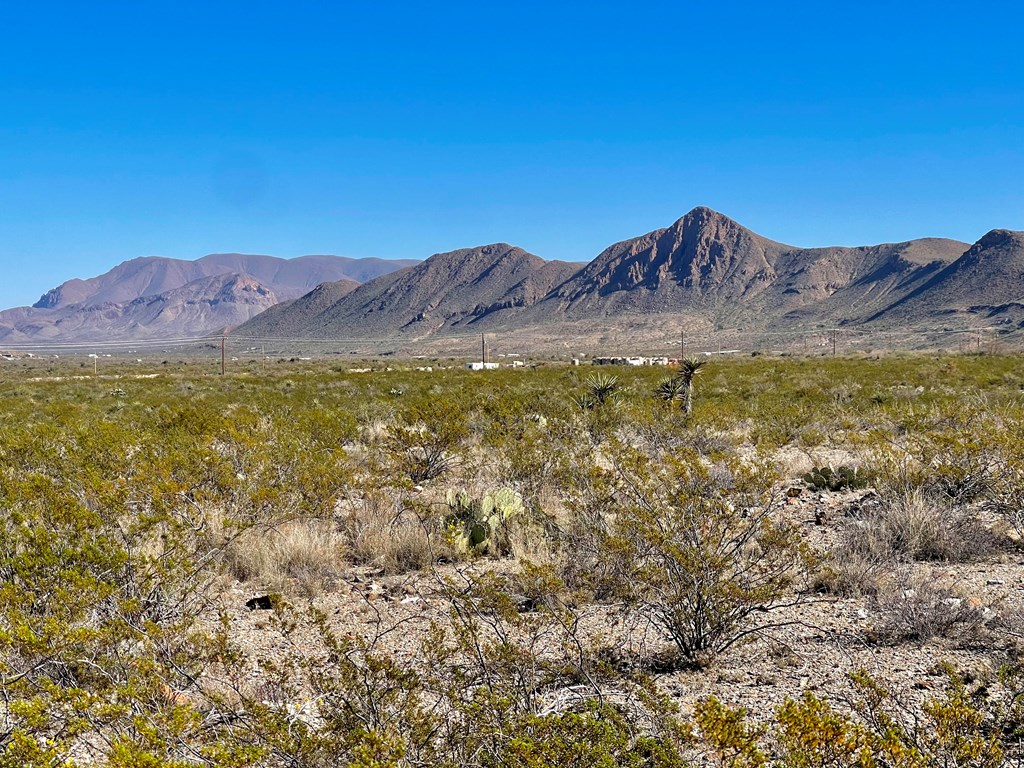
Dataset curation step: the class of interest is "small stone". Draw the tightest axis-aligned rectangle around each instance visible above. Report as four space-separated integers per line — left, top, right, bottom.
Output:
986 579 1005 586
246 595 274 610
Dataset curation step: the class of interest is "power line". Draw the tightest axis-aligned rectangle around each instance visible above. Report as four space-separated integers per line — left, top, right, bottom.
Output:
0 323 1020 361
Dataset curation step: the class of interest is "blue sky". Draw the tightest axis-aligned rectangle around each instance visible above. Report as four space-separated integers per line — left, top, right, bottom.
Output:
1 1 1021 308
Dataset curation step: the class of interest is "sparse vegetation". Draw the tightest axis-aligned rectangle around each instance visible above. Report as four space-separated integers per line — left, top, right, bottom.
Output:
1 352 1023 765
840 488 998 565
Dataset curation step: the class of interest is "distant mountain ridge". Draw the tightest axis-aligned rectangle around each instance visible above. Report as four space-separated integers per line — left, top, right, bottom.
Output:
238 207 1018 342
0 253 418 342
530 207 970 325
865 229 1024 324
32 253 417 309
5 210 1023 346
238 244 584 339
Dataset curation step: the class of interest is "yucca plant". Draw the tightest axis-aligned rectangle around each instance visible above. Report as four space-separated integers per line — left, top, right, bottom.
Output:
656 358 706 415
677 357 706 415
574 373 620 411
655 375 687 407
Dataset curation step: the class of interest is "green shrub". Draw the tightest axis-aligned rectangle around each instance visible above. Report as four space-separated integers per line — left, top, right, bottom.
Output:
598 448 813 668
387 399 469 483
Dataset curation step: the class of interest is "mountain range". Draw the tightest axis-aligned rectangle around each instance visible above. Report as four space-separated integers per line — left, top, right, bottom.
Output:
3 208 1022 345
236 207 1023 342
0 254 418 342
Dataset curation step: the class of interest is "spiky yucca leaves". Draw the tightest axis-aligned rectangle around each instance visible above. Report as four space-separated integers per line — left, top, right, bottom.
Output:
574 373 620 411
677 357 706 415
656 358 706 415
655 376 687 406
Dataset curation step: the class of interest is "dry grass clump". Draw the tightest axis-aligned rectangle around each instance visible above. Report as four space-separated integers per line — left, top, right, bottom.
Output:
339 494 444 574
811 549 890 598
868 570 989 644
815 489 1000 596
357 419 391 445
854 489 998 561
225 518 348 594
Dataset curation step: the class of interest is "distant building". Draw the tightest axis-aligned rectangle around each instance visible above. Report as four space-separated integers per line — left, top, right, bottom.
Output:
592 356 671 367
465 361 499 370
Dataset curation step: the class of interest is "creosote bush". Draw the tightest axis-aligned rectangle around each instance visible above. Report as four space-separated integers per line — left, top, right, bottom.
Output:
387 399 470 483
585 445 814 668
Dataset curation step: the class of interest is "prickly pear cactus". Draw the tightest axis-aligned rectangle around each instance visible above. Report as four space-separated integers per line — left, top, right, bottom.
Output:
445 487 523 556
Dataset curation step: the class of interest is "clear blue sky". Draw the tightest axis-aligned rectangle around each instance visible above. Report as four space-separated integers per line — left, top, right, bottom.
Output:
1 1 1022 308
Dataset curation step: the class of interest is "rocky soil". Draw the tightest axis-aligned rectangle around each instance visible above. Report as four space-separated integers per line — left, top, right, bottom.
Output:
209 483 1024 724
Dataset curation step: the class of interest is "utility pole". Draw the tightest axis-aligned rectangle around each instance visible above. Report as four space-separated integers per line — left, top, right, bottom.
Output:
680 330 685 361
220 335 226 376
831 329 837 357
481 333 486 365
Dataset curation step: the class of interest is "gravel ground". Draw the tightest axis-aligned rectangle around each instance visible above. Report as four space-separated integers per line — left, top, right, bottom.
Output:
202 485 1024 724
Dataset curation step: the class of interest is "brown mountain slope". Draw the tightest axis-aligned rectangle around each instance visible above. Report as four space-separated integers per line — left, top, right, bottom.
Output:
866 229 1024 328
33 253 418 309
533 207 967 325
235 208 977 343
15 208 1010 346
781 238 967 324
0 274 283 342
231 279 361 338
234 244 583 338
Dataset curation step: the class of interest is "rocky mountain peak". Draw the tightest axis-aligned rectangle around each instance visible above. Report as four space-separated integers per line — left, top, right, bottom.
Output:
429 243 537 269
971 229 1023 253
